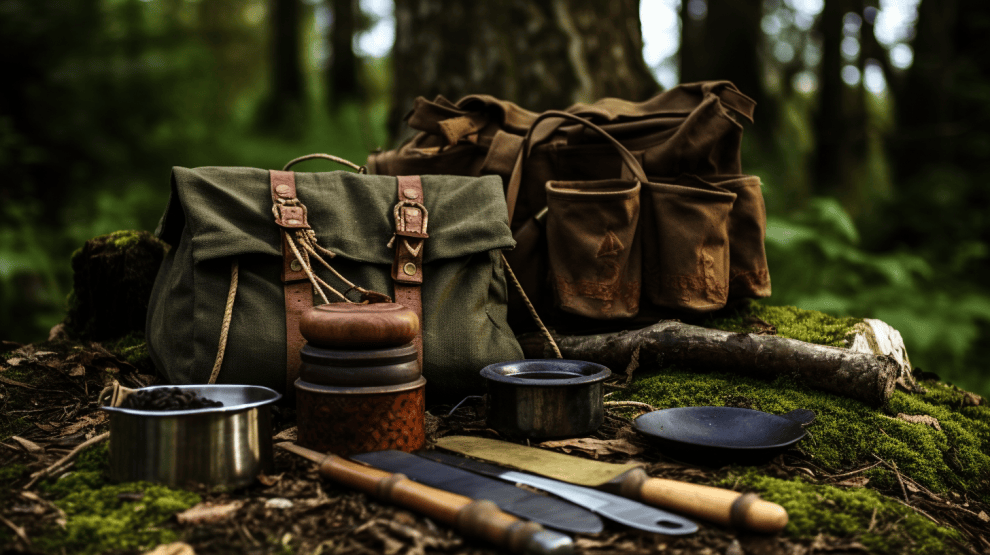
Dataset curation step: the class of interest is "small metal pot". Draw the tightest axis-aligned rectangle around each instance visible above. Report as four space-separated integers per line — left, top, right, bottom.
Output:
481 360 611 439
102 384 281 489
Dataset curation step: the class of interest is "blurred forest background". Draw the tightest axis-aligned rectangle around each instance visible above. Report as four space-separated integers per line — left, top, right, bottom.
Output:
1 0 988 397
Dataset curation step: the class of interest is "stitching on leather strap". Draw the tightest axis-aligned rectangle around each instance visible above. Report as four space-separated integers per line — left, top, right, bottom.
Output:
392 176 427 369
270 170 312 394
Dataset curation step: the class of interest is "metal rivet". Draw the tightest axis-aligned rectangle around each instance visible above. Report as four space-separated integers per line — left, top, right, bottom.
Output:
290 260 302 272
286 218 301 225
276 184 291 195
403 262 417 276
403 188 418 199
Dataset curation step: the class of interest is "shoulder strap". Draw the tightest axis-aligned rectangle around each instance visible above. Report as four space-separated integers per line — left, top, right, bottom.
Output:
505 111 648 225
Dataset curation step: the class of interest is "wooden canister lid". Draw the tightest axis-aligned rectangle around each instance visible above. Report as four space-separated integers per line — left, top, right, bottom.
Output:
300 303 419 349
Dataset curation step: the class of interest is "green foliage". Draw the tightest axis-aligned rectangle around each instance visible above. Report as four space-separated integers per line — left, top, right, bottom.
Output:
725 472 962 554
36 442 200 555
762 198 990 397
618 368 990 502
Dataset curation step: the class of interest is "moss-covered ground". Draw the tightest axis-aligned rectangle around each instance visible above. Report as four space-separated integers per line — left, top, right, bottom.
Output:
32 443 200 555
722 472 963 554
610 300 990 552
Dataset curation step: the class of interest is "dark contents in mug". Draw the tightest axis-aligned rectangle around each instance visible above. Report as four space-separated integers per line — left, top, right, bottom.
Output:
120 387 224 411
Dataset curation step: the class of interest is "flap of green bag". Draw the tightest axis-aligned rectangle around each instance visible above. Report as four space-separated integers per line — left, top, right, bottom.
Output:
157 167 515 264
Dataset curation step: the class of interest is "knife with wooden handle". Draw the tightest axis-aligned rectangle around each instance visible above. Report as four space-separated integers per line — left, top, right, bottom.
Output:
277 442 574 554
435 436 789 534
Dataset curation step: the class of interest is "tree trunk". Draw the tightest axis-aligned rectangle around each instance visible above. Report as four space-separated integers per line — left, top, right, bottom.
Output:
256 0 305 132
328 0 360 109
811 0 866 199
520 320 901 406
679 0 772 142
389 0 658 142
893 0 960 174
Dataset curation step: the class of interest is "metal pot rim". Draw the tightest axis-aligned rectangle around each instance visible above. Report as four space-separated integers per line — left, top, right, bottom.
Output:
102 384 281 417
481 359 611 387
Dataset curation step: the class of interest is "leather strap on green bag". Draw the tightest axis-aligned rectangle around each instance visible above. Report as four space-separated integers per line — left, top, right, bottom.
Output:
390 175 428 369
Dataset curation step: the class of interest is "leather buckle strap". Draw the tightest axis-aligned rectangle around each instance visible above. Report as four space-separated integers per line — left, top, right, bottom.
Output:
391 176 427 369
390 177 429 286
270 169 313 394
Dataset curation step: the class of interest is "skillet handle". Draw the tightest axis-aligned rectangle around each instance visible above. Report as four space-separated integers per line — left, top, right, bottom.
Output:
781 409 816 426
617 468 788 533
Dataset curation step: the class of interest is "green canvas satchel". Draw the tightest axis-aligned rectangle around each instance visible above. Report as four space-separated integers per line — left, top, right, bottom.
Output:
146 155 523 401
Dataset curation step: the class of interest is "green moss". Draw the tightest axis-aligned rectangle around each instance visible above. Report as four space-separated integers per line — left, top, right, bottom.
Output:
724 472 962 554
0 463 27 484
103 331 154 372
107 230 144 250
35 443 200 555
618 368 990 501
34 482 200 555
706 300 861 347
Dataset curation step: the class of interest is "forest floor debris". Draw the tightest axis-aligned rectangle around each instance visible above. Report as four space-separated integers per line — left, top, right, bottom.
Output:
1 338 988 555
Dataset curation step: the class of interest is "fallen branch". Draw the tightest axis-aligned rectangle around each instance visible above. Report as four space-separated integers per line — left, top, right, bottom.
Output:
522 320 900 406
24 431 109 489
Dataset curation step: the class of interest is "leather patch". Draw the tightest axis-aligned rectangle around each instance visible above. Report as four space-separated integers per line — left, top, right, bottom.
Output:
270 170 310 229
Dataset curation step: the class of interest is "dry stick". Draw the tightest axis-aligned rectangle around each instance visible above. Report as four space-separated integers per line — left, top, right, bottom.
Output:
872 454 911 503
24 432 109 490
0 376 36 389
890 497 941 525
0 515 30 548
828 461 884 480
603 400 657 412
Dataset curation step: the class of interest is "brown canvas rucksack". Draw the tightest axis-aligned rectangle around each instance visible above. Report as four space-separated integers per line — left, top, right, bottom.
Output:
368 81 770 333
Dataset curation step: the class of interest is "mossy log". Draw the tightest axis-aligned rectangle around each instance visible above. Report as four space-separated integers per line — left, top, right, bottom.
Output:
524 321 900 406
63 230 167 341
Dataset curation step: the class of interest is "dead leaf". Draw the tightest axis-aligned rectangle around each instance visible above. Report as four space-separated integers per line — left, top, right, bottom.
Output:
258 473 282 487
142 542 196 555
69 364 86 377
896 413 942 431
176 501 244 525
59 413 108 437
32 351 57 358
10 436 44 454
978 511 989 523
537 437 643 457
274 427 298 442
963 392 983 407
835 476 870 488
5 358 26 367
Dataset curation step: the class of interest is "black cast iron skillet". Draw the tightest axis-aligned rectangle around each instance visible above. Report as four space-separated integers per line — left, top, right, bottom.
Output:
633 407 816 466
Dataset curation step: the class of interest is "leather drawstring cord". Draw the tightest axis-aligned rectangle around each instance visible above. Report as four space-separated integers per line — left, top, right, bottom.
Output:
209 259 240 384
500 252 562 358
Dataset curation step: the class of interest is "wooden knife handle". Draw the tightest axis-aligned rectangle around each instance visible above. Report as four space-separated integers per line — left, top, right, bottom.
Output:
618 468 788 533
278 443 573 554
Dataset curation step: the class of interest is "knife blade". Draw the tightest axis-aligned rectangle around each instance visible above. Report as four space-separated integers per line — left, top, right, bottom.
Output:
435 435 789 533
350 449 603 535
416 450 698 535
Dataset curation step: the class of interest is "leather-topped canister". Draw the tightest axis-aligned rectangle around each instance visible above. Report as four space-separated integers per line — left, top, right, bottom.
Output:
295 303 426 456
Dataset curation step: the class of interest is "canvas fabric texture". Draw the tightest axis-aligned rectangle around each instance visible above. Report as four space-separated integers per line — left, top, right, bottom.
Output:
367 81 771 332
146 167 523 400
